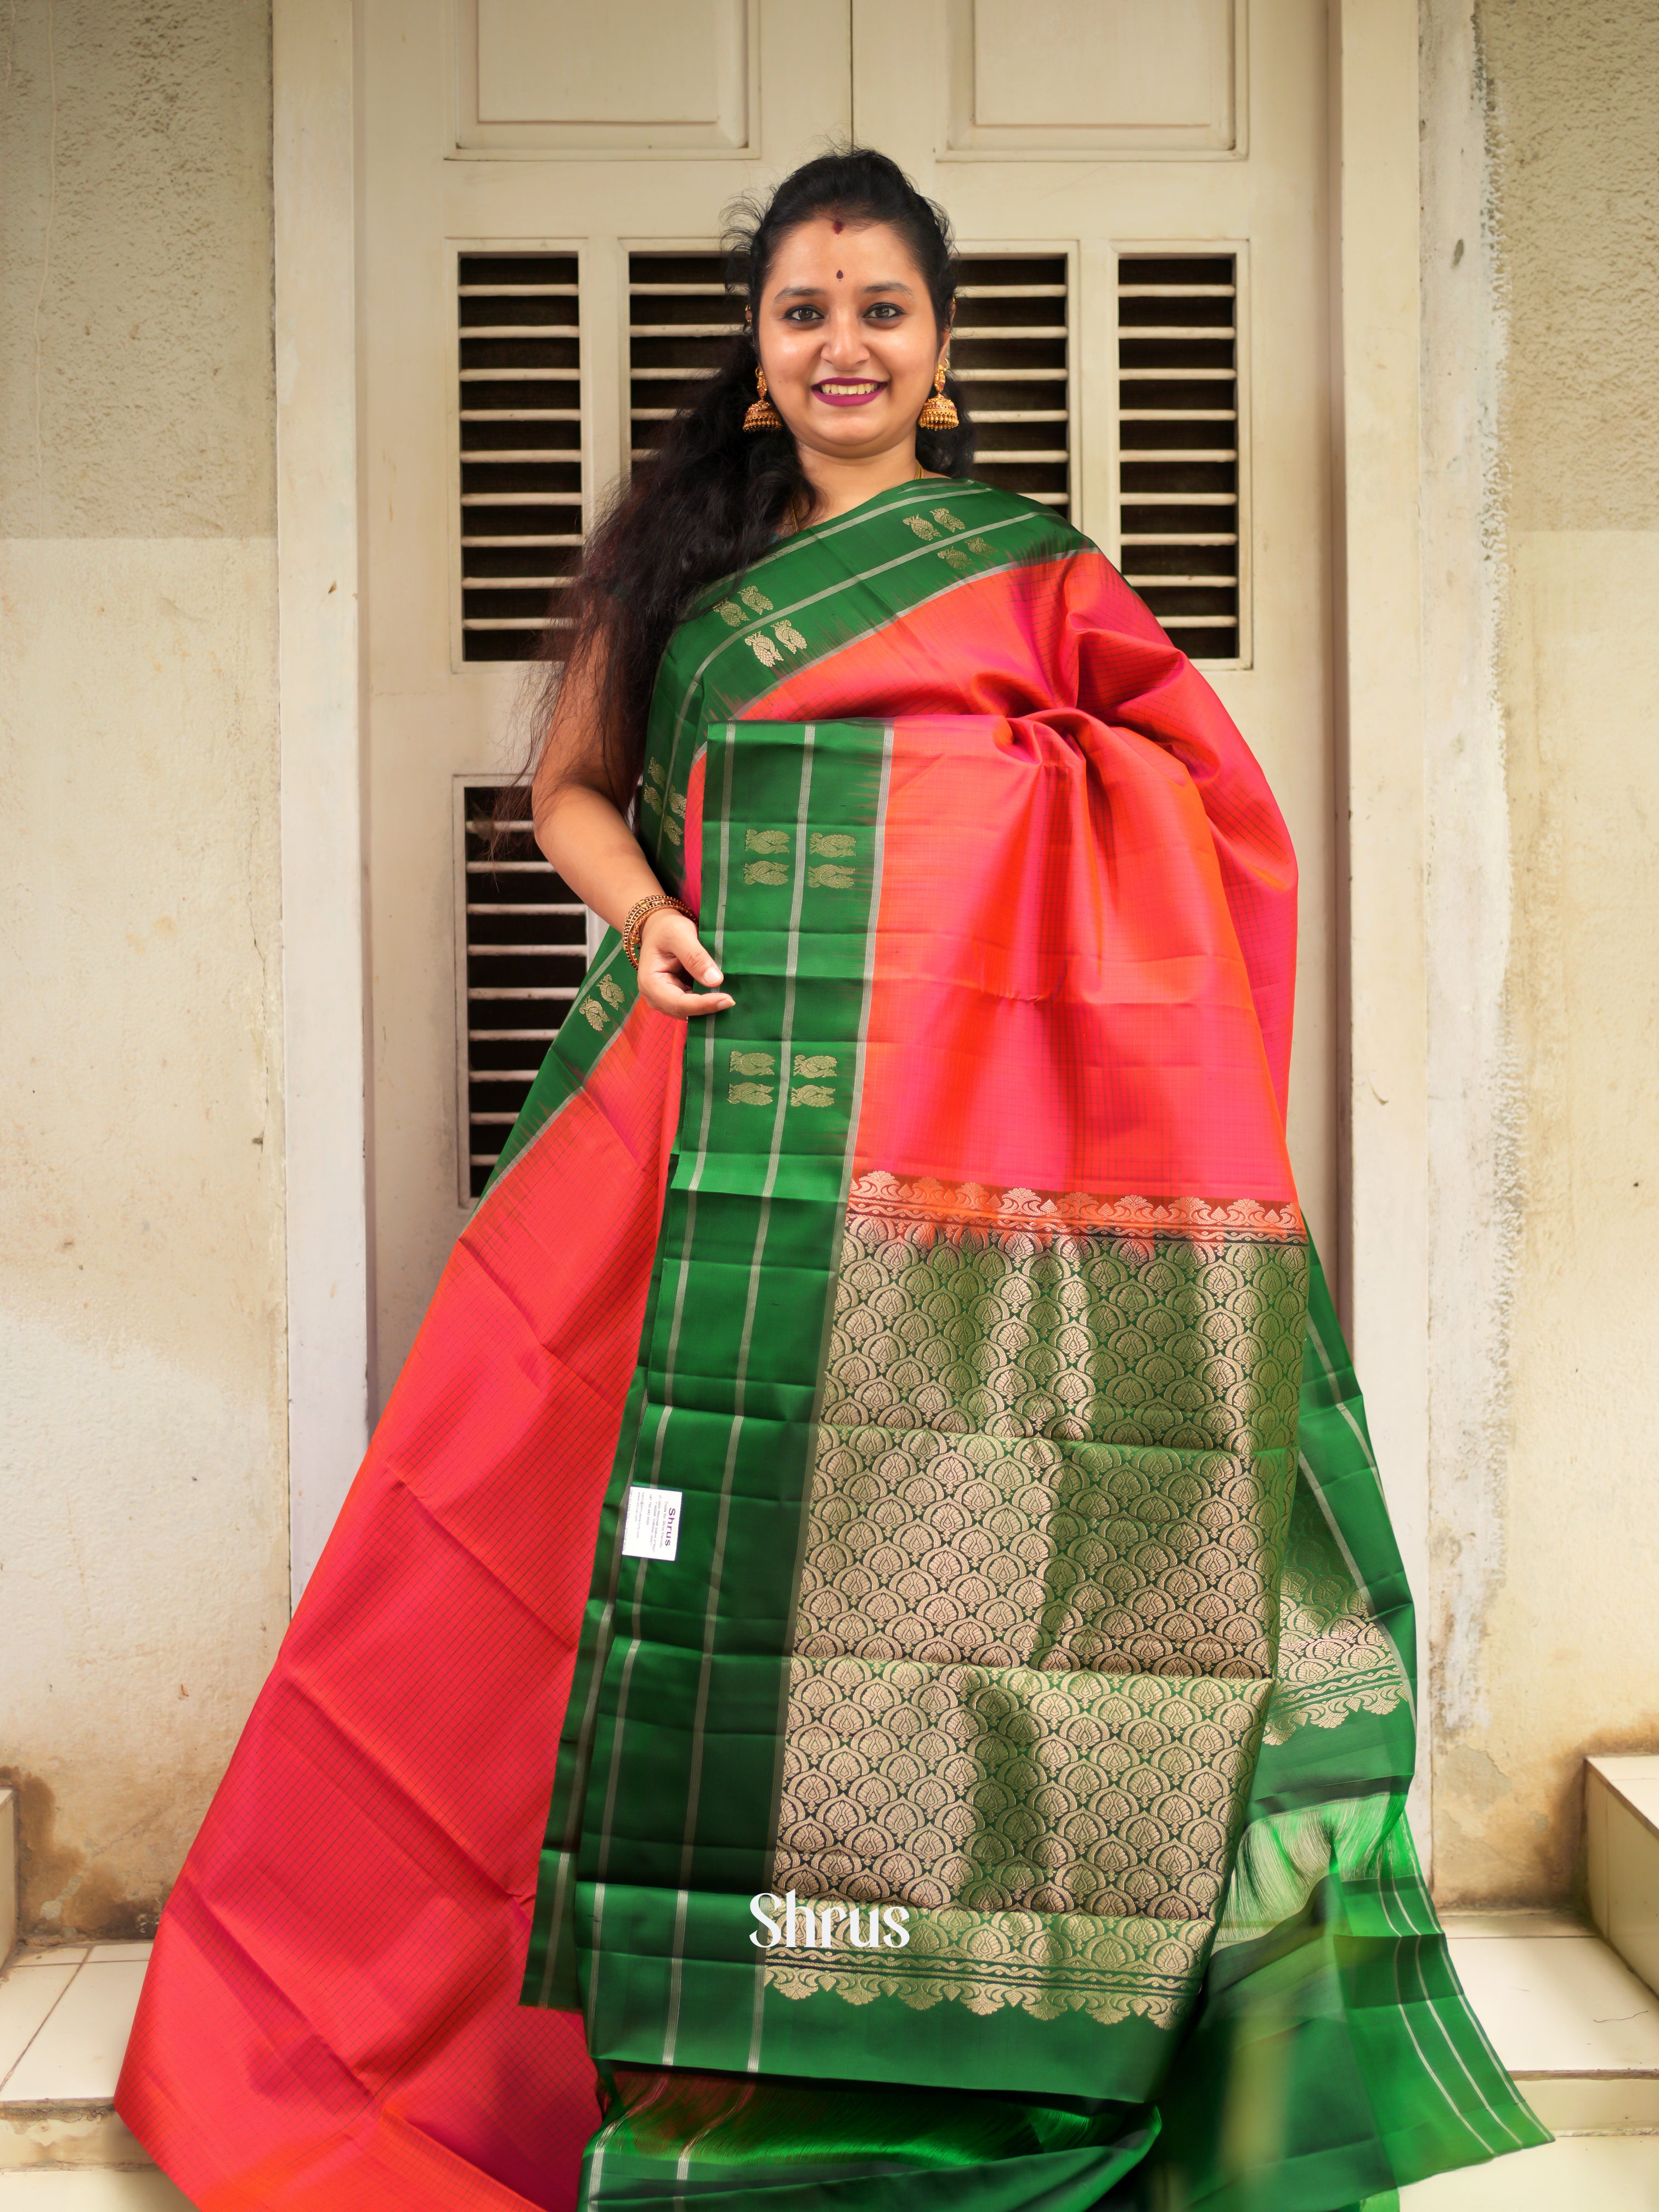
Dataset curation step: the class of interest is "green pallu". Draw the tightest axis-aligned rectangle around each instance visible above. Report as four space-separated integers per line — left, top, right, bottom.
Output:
520 707 1545 2210
566 1258 1545 2212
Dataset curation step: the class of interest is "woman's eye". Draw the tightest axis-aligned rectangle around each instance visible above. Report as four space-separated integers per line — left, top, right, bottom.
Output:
865 303 902 320
782 304 823 323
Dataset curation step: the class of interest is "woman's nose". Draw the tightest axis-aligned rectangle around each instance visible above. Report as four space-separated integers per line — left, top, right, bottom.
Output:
817 311 872 367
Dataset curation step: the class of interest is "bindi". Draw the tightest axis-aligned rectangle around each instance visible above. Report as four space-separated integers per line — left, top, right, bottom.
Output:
836 269 843 280
831 218 844 233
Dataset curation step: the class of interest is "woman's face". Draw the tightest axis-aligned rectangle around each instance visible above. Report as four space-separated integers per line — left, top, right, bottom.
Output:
755 216 946 463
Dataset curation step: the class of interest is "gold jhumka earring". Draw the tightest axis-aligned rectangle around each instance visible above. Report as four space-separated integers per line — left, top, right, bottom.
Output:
918 360 959 430
743 365 782 432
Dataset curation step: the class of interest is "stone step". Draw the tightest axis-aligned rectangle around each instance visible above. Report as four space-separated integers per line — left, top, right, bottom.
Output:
1404 2132 1659 2205
0 2176 191 2206
1442 1907 1659 2134
1396 1910 1659 2206
0 1795 15 1970
1589 1755 1659 1999
0 1943 178 2198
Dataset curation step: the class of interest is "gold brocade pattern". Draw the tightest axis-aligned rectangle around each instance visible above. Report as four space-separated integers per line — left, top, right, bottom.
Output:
795 1429 1291 1677
825 1177 1308 1455
769 1181 1316 2027
764 1905 1210 2027
774 1660 1268 1918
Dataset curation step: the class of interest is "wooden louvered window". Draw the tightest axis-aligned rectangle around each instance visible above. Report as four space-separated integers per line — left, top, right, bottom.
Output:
627 249 1070 515
628 252 746 465
1117 253 1243 665
951 255 1071 517
458 252 583 663
453 781 590 1200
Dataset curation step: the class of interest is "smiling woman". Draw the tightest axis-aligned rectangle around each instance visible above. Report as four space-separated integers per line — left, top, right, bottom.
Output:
754 215 949 470
513 150 975 1023
117 145 1547 2212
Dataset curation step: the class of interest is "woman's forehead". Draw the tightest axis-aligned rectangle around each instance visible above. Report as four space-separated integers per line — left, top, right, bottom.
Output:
763 216 923 291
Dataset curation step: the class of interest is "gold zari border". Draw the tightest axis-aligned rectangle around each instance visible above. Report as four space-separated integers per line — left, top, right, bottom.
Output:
847 1172 1305 1254
763 1907 1210 2029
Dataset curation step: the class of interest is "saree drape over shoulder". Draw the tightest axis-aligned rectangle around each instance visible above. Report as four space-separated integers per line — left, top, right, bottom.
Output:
118 480 1547 2212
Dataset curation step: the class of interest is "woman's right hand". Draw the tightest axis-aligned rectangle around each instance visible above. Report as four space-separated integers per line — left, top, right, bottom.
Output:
636 907 735 1019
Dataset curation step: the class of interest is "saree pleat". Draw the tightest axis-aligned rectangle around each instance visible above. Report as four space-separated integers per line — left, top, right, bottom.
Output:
579 2066 1160 2212
119 479 1544 2212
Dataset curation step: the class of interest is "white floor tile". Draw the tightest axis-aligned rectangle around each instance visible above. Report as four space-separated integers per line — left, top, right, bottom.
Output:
79 1951 151 1971
1590 1754 1659 1826
0 2172 193 2207
1440 1909 1585 1939
1524 2070 1659 2132
0 1969 78 2092
4 1956 87 1974
2 1967 148 2106
1402 2133 1659 2208
1448 1932 1659 2074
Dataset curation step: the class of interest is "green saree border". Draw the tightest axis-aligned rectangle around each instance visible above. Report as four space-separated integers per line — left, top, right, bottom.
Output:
478 933 636 1200
484 484 1079 1207
523 720 895 2015
581 2067 1160 2212
1160 1242 1548 2205
640 479 1083 878
578 1882 1179 2104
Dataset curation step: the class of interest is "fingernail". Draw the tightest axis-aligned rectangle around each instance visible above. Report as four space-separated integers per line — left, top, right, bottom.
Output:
707 967 724 983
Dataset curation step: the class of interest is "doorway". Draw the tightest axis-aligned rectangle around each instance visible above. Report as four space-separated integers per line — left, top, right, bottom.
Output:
356 0 1334 1406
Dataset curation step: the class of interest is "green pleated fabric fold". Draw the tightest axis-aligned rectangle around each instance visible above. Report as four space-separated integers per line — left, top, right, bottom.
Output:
1131 1249 1549 2209
564 1245 1548 2212
581 2066 1160 2212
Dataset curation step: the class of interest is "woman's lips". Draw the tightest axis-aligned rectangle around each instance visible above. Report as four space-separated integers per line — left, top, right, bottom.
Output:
811 380 886 408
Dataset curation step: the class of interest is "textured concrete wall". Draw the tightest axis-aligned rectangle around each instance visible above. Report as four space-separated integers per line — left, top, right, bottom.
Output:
1424 0 1659 1903
0 1 285 1936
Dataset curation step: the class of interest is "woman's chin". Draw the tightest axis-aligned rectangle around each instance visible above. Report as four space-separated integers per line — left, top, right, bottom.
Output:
792 409 915 458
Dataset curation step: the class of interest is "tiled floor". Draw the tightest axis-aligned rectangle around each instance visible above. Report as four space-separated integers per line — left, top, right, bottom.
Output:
0 1951 151 2109
0 1927 1654 2207
1405 1916 1659 2205
2 2153 1647 2210
0 1944 178 2200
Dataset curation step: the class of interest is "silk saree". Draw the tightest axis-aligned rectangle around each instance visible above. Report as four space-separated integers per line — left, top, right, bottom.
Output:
118 478 1546 2212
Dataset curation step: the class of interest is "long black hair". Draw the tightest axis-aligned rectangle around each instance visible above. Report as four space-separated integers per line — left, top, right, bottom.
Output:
512 146 972 816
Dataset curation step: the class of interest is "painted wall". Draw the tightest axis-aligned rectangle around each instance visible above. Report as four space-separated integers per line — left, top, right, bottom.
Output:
1422 0 1659 1903
0 0 286 1937
2 0 1654 1938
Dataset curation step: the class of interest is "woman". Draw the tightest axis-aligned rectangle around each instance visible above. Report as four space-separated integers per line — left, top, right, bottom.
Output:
119 150 1545 2212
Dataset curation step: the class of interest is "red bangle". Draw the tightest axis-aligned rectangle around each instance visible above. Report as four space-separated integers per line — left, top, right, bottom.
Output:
622 893 695 968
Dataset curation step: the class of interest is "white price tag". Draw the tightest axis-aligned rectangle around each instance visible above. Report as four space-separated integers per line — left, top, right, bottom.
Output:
621 1486 682 1562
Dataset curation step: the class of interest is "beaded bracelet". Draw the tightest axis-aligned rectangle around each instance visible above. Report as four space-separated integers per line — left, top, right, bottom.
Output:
622 893 696 968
